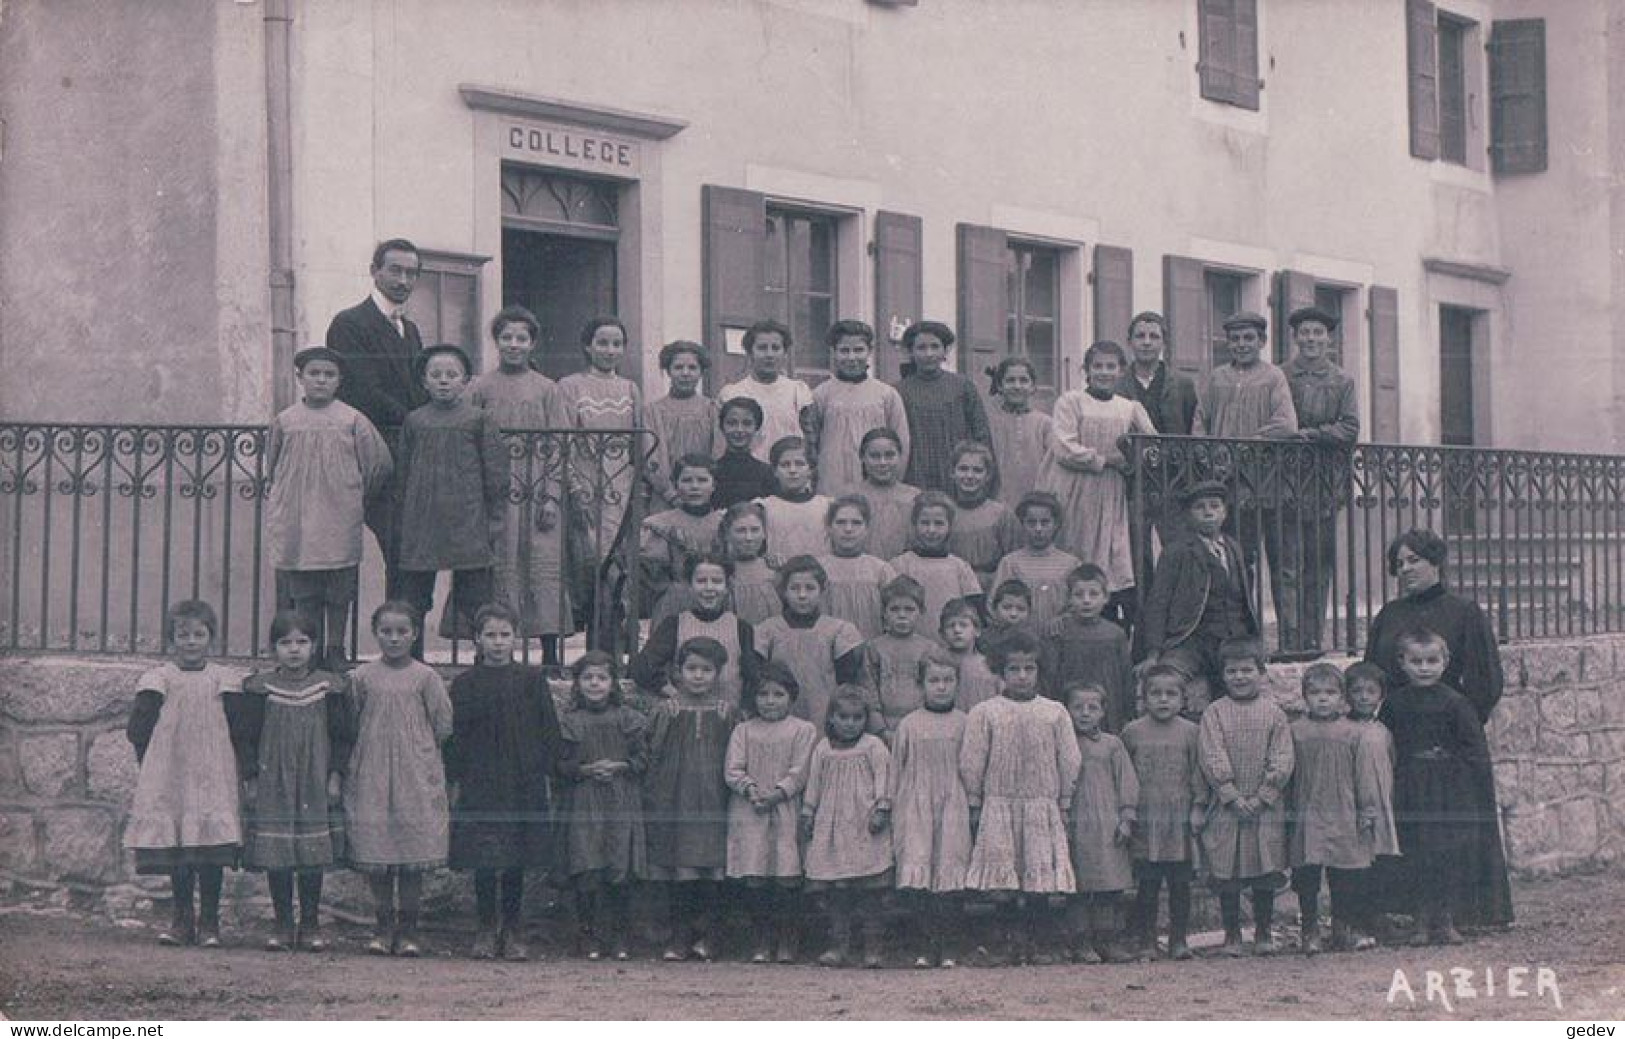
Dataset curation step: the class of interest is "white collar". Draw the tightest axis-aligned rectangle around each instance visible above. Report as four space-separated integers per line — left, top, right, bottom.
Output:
370 288 404 322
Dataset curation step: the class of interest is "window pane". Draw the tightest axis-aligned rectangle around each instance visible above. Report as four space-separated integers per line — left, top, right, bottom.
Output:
806 218 835 293
764 212 788 292
1025 319 1056 389
439 271 479 354
1314 284 1346 363
1205 271 1244 370
1023 248 1057 318
1439 18 1468 164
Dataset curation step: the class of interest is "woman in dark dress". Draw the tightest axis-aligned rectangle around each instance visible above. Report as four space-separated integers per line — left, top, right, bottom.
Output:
1365 529 1514 929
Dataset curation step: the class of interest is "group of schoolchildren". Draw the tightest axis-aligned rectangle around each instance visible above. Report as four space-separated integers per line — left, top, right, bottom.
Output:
121 313 1489 968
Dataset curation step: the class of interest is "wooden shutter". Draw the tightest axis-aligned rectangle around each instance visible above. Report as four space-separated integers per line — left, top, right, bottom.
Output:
702 185 767 382
874 211 923 383
1407 0 1441 160
1162 255 1209 383
957 224 1008 382
1272 269 1317 364
1368 286 1401 442
1092 245 1134 344
1489 19 1548 174
1198 0 1260 111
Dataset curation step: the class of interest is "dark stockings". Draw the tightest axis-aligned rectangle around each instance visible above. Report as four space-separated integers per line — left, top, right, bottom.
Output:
475 867 525 929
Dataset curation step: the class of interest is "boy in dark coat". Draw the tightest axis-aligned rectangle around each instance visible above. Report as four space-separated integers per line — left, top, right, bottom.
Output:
1141 481 1258 714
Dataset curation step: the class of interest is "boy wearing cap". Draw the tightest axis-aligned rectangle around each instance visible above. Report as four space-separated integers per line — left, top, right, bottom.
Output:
1193 311 1298 441
266 347 394 668
1279 306 1360 652
1139 481 1258 713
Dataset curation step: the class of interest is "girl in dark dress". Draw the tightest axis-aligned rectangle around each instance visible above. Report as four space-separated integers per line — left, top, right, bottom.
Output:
1381 628 1502 945
446 603 568 961
1365 529 1513 928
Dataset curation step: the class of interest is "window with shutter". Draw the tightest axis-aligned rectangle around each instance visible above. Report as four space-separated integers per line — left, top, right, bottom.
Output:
1489 19 1548 174
1092 245 1134 345
956 224 1009 392
873 211 922 384
1437 13 1470 165
1272 269 1317 364
765 206 839 383
1008 243 1062 394
1368 286 1401 442
1197 0 1261 111
1406 0 1441 160
702 185 768 382
1162 255 1210 383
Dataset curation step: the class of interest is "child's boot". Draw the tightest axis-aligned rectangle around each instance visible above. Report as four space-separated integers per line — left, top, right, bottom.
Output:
749 893 774 964
1097 901 1135 964
1129 885 1159 959
500 910 528 962
1299 889 1322 955
861 914 886 970
160 883 196 948
1218 891 1245 957
1429 908 1464 946
1167 880 1193 960
395 875 424 957
266 872 296 952
818 907 852 968
296 871 327 951
1251 889 1277 956
196 868 224 949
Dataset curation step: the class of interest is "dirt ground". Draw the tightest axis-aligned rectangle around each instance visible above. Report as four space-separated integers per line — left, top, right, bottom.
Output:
2 871 1622 1021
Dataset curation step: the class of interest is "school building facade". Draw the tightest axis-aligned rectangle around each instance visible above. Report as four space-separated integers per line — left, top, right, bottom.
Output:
1 0 1622 452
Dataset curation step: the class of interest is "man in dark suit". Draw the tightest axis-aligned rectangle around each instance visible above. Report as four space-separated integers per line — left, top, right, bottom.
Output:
326 238 428 599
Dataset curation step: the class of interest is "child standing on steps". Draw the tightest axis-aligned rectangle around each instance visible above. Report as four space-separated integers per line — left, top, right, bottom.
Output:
632 552 760 709
890 650 972 968
1042 565 1134 726
265 346 392 671
817 495 898 640
960 630 1081 965
712 397 777 510
345 601 454 956
1065 684 1139 964
446 603 568 961
645 637 739 961
1197 637 1295 957
860 576 939 741
983 358 1051 511
559 651 647 961
719 500 781 626
753 555 866 729
990 492 1082 627
854 428 919 561
759 436 833 563
639 453 722 626
1120 664 1206 960
643 341 720 509
125 600 250 948
725 662 818 964
801 686 894 968
240 610 354 952
939 597 1000 713
1343 661 1399 950
805 319 909 497
945 440 1018 589
889 491 982 641
896 321 991 495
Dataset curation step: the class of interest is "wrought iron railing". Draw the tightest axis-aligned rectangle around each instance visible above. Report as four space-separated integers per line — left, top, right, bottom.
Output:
1124 435 1625 657
0 422 652 664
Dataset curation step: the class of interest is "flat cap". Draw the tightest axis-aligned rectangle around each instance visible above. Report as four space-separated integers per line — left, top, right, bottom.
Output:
1287 305 1340 331
1221 310 1268 332
1180 479 1230 506
293 346 345 371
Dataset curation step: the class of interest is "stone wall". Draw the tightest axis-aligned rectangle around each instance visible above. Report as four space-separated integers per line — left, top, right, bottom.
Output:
2 638 1621 909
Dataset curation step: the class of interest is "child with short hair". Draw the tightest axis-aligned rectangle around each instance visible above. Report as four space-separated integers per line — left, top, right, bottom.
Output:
801 686 895 968
1034 339 1156 627
631 552 760 709
719 500 780 625
345 602 455 956
266 346 392 670
639 453 722 625
646 636 740 961
1043 565 1134 728
1121 664 1206 960
1142 481 1258 710
817 495 898 639
1197 637 1294 957
991 492 1082 626
960 630 1082 965
861 576 940 741
856 427 920 560
713 397 778 510
946 440 1020 588
124 600 249 948
890 491 983 640
805 319 910 496
1382 629 1500 946
1287 663 1378 956
979 579 1040 663
1343 661 1399 950
939 597 1000 712
396 343 510 655
559 651 647 961
240 610 353 952
558 317 642 556
469 306 573 663
984 357 1051 511
760 436 833 563
645 340 720 508
446 602 568 961
897 321 991 494
719 319 814 465
753 556 866 728
725 662 818 963
890 650 973 968
1065 684 1139 964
